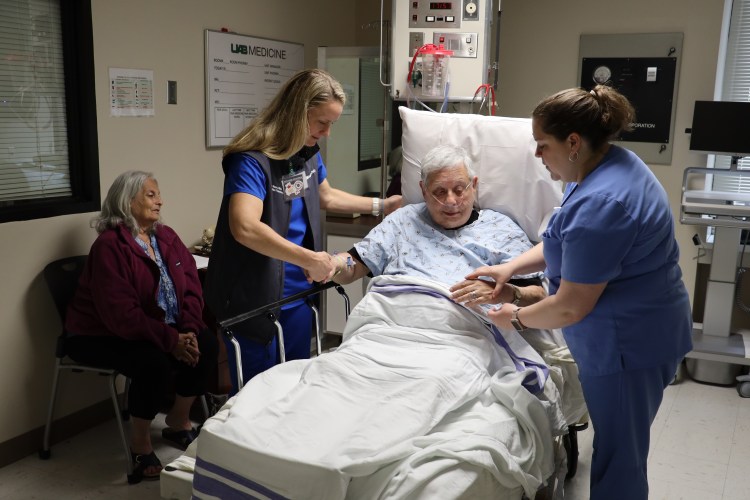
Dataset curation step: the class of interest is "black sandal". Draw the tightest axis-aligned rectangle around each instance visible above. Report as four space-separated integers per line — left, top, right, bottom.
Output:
127 450 162 484
161 427 198 450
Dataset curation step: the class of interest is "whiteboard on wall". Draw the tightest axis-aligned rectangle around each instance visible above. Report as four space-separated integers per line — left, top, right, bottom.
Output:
204 30 304 149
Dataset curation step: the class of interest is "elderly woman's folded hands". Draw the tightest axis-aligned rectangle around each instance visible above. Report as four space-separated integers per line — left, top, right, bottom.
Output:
173 332 200 367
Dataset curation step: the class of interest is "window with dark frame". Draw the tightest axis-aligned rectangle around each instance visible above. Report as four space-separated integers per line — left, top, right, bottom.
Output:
697 0 750 245
357 57 385 172
0 0 99 224
713 0 750 175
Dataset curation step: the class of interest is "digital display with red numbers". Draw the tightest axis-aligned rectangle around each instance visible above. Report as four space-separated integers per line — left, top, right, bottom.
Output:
430 2 452 9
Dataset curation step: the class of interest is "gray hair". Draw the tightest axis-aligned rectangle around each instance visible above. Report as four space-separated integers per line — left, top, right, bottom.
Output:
420 144 475 185
91 170 158 236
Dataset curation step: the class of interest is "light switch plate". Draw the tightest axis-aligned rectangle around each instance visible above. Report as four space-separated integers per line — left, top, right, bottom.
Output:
168 80 177 104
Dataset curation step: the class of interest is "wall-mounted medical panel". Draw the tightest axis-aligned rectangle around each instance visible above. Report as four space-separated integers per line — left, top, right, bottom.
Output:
391 0 493 101
578 33 683 165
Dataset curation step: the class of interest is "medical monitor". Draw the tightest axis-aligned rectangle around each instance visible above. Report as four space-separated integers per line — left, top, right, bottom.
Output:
689 101 750 157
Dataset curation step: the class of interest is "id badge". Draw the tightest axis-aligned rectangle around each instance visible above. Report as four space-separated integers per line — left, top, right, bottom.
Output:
282 171 306 201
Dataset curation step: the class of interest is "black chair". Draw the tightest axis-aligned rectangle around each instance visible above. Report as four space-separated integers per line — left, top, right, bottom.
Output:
39 255 212 483
38 255 134 479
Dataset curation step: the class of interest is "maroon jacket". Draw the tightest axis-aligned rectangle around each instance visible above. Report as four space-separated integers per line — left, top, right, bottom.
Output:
65 224 205 353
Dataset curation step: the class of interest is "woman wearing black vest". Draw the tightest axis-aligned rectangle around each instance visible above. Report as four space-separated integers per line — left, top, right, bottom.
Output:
205 69 400 392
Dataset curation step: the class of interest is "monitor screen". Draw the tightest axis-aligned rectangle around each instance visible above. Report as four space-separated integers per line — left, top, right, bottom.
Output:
689 101 750 156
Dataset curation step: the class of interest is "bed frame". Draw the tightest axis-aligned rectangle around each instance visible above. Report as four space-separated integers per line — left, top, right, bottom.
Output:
161 107 589 500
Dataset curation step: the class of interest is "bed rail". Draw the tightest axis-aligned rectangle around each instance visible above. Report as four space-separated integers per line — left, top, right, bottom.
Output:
219 282 351 391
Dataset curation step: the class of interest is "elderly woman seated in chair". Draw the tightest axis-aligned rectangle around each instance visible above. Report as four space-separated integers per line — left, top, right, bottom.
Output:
331 144 546 308
64 170 218 483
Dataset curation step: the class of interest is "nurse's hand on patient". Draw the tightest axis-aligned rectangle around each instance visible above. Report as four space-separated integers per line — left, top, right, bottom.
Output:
449 279 497 305
304 251 337 283
464 264 515 300
487 303 515 331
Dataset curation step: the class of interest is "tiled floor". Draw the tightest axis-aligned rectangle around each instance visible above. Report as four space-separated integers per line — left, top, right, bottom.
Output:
1 373 748 499
0 414 184 500
563 369 750 500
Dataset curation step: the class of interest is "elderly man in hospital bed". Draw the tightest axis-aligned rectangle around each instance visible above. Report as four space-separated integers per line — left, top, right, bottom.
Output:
328 141 555 362
331 144 547 308
182 145 570 500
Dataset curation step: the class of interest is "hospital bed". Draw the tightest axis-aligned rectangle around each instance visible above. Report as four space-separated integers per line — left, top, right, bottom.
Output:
160 107 589 500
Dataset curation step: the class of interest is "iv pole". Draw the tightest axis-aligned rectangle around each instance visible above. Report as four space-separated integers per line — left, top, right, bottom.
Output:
379 14 391 209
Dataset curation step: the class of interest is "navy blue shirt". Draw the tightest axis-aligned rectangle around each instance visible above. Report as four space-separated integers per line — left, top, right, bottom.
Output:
223 152 328 308
542 145 692 376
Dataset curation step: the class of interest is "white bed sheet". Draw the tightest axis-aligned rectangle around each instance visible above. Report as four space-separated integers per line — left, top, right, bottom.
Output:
394 108 586 428
161 109 585 500
179 276 567 500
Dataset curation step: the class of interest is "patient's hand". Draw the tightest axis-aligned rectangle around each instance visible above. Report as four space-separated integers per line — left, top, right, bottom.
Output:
464 264 515 300
383 194 403 215
487 303 515 331
450 279 497 305
304 251 337 283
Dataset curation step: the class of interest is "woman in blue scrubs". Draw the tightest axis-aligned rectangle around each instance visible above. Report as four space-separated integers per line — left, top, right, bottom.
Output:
462 85 692 500
204 69 401 392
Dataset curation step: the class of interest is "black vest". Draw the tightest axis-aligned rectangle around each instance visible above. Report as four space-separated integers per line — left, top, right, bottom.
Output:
204 151 323 343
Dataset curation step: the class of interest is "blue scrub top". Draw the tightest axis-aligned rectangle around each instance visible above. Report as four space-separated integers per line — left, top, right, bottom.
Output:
542 145 692 376
223 152 328 309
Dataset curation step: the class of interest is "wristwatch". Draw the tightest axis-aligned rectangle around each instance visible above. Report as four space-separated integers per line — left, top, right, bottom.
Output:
507 283 522 305
510 307 527 332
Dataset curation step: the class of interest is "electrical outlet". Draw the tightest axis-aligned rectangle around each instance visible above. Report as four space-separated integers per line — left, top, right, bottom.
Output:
463 0 479 21
409 32 424 57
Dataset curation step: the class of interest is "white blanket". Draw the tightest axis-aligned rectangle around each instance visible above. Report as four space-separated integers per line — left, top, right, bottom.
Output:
191 276 566 500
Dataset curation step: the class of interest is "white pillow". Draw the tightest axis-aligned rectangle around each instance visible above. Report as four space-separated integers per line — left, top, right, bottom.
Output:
399 106 563 241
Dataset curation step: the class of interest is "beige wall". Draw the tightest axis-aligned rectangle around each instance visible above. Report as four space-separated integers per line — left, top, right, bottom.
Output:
0 0 726 448
0 0 360 446
356 0 392 46
495 0 724 308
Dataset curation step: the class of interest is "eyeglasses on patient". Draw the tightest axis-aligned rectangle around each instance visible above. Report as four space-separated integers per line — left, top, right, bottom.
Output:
428 181 473 206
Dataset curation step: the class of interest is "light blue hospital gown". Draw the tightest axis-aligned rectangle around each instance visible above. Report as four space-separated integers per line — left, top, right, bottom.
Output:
353 203 535 285
353 203 550 395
